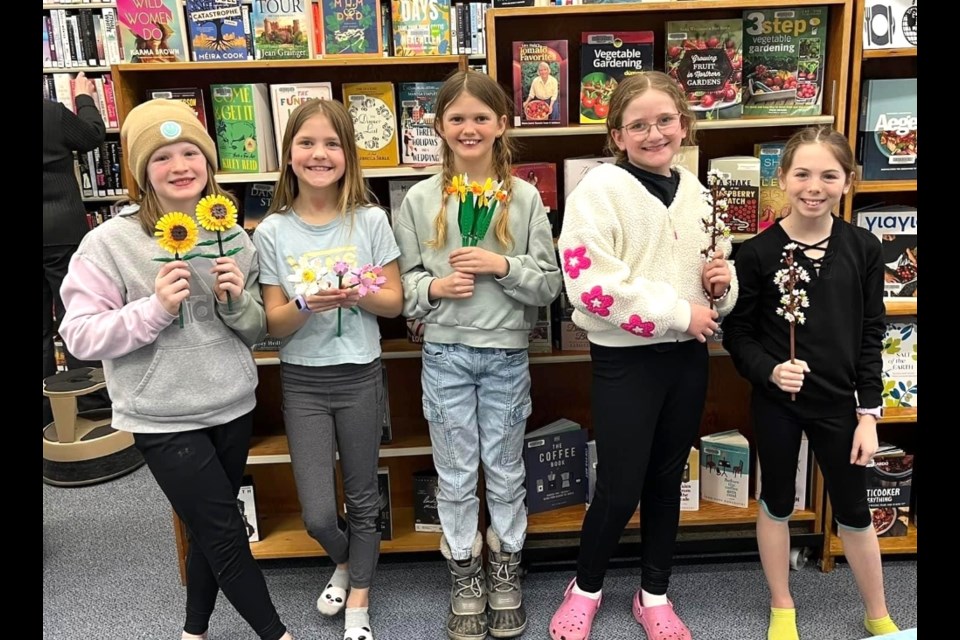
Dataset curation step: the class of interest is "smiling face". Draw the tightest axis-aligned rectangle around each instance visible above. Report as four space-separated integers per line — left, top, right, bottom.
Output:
146 141 208 212
288 113 346 195
778 142 853 221
609 88 686 177
436 90 506 175
538 62 551 81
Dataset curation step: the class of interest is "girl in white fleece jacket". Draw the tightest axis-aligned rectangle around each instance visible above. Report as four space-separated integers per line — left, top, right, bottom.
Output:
550 72 738 640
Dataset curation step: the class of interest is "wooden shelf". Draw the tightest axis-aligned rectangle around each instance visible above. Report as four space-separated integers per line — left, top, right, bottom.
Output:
43 66 112 74
855 180 917 194
114 56 462 74
828 522 917 557
248 434 432 464
83 195 126 202
510 116 835 138
254 339 728 366
884 300 917 316
879 407 917 424
43 2 116 8
215 165 441 184
863 48 917 59
251 508 442 560
528 500 816 535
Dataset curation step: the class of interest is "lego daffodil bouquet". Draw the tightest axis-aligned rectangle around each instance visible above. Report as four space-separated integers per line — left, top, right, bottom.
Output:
446 175 508 247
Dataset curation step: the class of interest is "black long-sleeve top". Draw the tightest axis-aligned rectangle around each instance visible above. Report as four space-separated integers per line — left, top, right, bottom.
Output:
722 216 886 418
43 95 105 246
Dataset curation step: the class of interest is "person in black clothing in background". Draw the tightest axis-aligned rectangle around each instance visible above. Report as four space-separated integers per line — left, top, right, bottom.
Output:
722 126 900 640
43 71 107 428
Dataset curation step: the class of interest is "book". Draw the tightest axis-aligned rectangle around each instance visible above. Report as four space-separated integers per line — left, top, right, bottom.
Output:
242 182 275 234
377 467 393 540
754 141 788 232
523 419 588 514
147 87 208 129
387 178 426 221
380 363 392 444
754 434 809 511
858 78 917 181
707 156 761 235
665 18 744 120
237 474 260 541
116 0 190 63
862 1 918 50
342 82 400 167
680 447 700 511
881 318 917 409
700 430 750 508
210 83 278 173
269 82 334 162
398 82 442 166
579 31 654 124
319 0 382 55
511 162 558 211
185 0 252 62
562 156 615 201
527 305 552 354
856 205 917 300
412 470 442 532
866 445 913 537
251 0 312 60
585 439 597 508
391 0 452 56
512 40 568 127
742 7 828 117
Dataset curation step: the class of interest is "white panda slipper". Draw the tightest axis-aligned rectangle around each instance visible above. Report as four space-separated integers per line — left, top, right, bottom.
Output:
344 625 373 640
316 582 347 616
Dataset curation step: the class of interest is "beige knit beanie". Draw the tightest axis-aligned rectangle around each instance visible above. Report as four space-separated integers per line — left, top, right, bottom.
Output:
120 99 218 189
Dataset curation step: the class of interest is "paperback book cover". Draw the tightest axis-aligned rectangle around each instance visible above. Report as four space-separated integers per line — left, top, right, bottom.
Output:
380 363 392 443
856 205 917 300
700 430 750 508
523 419 588 514
320 0 382 55
211 83 278 173
665 19 743 120
269 82 333 162
881 319 917 409
391 0 451 56
707 156 760 235
399 82 442 166
186 0 252 62
579 31 654 124
116 0 190 63
251 0 312 60
413 470 442 532
680 447 700 511
242 182 275 234
512 40 568 127
342 82 400 167
858 78 917 181
754 141 788 232
866 445 913 537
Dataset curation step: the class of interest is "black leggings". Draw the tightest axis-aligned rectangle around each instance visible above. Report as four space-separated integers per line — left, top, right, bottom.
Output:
576 340 708 595
133 413 287 640
752 394 870 529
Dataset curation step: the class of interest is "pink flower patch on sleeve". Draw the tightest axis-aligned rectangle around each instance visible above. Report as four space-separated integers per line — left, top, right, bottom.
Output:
620 315 656 337
563 246 591 279
581 286 614 317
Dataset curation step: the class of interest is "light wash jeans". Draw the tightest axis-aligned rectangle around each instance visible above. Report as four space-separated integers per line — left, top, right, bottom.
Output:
421 342 532 560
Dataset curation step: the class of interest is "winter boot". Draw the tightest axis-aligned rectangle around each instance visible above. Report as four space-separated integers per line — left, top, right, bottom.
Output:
440 531 488 640
485 527 527 638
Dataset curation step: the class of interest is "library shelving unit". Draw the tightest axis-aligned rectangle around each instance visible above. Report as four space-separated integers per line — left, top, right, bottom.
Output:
110 55 467 582
821 2 917 571
484 0 853 559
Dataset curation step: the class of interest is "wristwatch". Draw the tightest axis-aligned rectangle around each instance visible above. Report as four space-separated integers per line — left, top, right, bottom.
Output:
294 294 310 313
856 406 882 420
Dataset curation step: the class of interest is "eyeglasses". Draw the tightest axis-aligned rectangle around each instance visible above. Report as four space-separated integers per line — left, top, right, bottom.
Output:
620 114 682 138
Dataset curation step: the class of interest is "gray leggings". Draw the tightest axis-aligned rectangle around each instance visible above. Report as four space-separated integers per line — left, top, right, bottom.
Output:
280 359 383 588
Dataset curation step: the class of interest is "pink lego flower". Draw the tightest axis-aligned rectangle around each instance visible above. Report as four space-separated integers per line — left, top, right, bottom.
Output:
352 264 387 297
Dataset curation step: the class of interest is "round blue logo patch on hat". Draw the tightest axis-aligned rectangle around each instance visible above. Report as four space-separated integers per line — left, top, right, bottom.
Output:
159 121 182 140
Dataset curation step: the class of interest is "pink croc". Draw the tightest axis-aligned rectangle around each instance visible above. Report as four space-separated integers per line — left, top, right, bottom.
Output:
632 591 692 640
549 578 602 640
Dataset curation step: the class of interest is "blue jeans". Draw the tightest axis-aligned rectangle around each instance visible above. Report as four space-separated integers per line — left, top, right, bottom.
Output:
421 342 532 560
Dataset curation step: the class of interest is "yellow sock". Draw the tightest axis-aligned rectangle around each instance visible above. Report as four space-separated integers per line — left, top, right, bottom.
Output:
768 607 800 640
864 614 899 636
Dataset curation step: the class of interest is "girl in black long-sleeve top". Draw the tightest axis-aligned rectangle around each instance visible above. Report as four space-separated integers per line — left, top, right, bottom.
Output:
723 127 900 640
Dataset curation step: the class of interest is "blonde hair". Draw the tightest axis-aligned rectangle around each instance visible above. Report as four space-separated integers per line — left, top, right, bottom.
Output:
779 125 856 180
430 70 515 250
134 161 235 236
605 71 697 163
268 98 372 220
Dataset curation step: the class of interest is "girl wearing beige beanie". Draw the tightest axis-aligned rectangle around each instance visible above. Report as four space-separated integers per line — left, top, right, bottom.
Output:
59 98 295 640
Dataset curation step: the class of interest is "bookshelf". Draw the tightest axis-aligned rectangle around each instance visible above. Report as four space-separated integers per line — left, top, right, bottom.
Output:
820 0 917 571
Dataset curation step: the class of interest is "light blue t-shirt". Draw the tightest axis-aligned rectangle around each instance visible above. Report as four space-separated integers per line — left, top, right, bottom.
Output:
253 205 401 367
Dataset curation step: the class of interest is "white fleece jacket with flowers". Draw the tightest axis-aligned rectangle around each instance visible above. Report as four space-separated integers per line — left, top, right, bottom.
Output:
558 163 738 347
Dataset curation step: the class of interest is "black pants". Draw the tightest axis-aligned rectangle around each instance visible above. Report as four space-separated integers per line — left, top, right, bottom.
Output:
576 340 708 594
133 413 287 640
43 244 109 428
752 394 870 528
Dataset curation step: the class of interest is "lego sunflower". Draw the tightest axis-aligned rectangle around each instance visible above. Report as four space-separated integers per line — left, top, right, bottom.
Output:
196 195 238 233
155 212 199 257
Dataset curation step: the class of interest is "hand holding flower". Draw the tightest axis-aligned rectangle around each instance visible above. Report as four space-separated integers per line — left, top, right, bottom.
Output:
155 261 191 317
448 247 509 277
701 250 731 297
304 287 347 313
211 256 244 305
338 285 361 309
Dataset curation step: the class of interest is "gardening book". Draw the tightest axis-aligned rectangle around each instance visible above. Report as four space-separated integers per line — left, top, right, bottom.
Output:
881 318 917 410
579 31 654 124
742 7 828 117
210 83 278 173
512 40 568 127
700 430 750 508
856 205 917 300
665 18 743 120
523 419 588 514
185 0 252 62
319 0 382 55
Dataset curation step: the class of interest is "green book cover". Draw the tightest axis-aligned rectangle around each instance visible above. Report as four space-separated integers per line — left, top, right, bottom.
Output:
211 83 277 173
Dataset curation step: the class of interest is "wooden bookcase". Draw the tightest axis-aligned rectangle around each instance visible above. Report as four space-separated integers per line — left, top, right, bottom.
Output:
821 0 917 572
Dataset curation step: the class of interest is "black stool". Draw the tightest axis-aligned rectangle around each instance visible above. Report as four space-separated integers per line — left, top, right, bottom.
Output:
42 368 144 486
